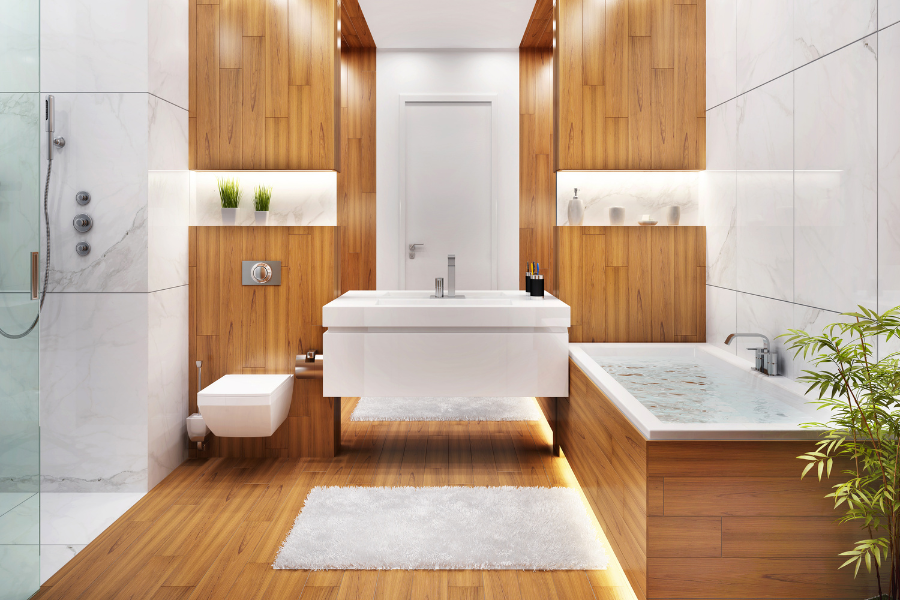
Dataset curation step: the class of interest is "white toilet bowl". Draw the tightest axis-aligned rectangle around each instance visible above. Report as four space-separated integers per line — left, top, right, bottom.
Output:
197 374 293 437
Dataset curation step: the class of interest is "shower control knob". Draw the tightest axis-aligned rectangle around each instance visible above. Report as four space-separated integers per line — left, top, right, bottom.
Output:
76 191 91 205
75 241 90 256
73 213 93 233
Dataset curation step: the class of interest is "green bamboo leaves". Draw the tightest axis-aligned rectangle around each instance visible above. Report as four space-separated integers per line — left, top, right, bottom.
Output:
781 306 900 597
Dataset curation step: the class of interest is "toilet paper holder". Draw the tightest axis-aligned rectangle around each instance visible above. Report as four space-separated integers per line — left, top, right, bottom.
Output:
295 351 324 379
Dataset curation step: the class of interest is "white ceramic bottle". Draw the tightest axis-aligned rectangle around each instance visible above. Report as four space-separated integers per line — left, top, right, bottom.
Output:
567 188 584 226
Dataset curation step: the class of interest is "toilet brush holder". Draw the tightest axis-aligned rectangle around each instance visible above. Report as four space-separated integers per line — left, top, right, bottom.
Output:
530 275 544 297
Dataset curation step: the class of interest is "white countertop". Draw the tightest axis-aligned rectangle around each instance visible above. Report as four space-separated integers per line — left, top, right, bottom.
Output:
323 290 571 329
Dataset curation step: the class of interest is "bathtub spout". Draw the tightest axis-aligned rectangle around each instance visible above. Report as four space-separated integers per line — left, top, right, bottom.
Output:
725 333 777 376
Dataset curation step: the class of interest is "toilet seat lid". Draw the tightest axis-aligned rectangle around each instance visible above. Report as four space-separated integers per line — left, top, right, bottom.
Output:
199 374 292 397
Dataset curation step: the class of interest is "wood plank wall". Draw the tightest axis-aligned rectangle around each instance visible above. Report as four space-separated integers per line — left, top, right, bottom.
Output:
188 0 342 170
520 0 554 48
188 226 341 458
519 48 555 292
551 0 706 170
561 360 884 600
555 226 705 343
337 47 376 293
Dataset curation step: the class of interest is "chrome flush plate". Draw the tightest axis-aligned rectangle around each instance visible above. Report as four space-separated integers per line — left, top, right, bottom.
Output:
241 261 282 286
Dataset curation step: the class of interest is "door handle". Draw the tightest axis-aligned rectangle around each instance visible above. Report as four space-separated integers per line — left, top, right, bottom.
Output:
31 252 39 300
408 243 424 259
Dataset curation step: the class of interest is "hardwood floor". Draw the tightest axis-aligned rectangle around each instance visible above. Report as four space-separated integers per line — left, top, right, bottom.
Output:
33 400 636 600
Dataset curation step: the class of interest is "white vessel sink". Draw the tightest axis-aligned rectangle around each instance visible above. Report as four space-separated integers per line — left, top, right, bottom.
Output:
323 290 571 398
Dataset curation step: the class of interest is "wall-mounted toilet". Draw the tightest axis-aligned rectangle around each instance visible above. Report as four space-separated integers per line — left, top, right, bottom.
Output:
197 374 294 437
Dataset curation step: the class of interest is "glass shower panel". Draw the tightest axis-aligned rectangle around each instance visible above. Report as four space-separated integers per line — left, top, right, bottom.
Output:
0 0 41 597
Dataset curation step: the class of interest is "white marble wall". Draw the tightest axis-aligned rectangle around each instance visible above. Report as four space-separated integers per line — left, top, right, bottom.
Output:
40 293 149 492
703 0 895 380
191 171 338 227
556 171 700 227
148 285 188 489
38 0 191 494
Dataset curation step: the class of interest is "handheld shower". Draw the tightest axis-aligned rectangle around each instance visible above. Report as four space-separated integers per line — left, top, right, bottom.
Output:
0 95 57 339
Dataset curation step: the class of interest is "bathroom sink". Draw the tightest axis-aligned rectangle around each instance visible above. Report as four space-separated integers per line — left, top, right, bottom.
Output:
322 290 571 398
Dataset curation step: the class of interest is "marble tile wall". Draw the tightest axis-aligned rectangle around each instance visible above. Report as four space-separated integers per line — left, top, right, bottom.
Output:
703 0 896 380
556 171 700 227
37 0 191 494
39 293 150 492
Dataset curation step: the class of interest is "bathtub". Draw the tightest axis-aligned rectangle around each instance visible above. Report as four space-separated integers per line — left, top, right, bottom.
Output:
555 343 875 600
568 343 822 441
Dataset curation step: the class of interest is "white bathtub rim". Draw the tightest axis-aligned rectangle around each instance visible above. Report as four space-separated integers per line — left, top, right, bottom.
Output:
568 343 827 442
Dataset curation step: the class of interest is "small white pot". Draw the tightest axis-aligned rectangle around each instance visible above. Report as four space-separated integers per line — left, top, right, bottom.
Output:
609 206 625 226
221 207 238 226
255 211 269 226
666 205 681 226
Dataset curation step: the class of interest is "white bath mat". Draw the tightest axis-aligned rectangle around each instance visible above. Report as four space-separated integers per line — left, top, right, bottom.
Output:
273 486 608 570
350 397 544 422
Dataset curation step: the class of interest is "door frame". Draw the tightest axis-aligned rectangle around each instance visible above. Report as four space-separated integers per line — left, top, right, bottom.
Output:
397 94 499 290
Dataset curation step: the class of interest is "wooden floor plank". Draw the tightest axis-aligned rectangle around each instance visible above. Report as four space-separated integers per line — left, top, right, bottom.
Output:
41 420 637 600
374 570 414 600
517 571 560 600
484 571 523 600
411 570 450 600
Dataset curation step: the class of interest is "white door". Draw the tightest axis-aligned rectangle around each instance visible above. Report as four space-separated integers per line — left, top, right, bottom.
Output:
403 101 494 291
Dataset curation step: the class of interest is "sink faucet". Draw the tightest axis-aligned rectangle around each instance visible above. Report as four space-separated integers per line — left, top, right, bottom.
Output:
725 333 778 376
447 254 455 298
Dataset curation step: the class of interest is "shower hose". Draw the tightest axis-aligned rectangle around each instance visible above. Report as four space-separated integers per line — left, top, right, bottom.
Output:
0 156 52 339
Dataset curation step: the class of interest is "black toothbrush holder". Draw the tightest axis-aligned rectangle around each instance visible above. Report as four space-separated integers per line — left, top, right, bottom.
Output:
530 275 544 297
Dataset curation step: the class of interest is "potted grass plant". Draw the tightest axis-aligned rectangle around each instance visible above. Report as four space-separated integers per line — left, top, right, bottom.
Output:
254 185 272 226
217 177 242 225
781 306 900 600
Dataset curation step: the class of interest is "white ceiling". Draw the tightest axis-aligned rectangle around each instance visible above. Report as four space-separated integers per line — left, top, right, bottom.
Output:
356 0 536 49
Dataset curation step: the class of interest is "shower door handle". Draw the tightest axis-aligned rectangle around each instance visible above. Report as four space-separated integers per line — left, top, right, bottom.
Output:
31 252 39 300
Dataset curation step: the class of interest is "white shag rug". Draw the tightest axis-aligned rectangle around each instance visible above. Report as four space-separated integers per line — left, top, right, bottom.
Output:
273 486 608 570
350 397 544 422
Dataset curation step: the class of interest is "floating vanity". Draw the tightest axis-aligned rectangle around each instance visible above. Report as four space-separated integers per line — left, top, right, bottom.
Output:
322 290 570 398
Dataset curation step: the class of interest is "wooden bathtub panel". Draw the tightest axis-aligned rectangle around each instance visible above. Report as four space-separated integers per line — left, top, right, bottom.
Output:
663 477 839 517
647 557 881 599
721 517 864 558
647 517 721 557
647 441 832 477
561 360 648 598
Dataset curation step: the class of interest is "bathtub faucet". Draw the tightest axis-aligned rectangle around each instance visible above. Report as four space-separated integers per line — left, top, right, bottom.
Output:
725 333 778 376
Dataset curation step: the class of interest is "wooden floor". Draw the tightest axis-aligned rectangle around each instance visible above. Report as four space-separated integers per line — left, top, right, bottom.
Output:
33 400 636 600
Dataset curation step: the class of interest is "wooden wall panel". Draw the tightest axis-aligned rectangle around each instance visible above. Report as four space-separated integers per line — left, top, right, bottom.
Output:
337 48 376 293
554 226 704 343
520 49 556 293
189 226 340 458
559 359 882 600
190 0 350 170
550 0 704 170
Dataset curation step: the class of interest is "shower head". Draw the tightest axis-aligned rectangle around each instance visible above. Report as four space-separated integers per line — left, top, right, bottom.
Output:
46 95 54 133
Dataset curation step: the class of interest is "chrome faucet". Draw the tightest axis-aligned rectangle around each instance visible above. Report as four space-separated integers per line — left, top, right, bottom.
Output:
447 254 455 298
725 333 778 376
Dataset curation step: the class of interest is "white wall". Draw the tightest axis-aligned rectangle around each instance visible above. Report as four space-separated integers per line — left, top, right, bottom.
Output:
39 0 190 492
702 0 899 379
376 50 519 290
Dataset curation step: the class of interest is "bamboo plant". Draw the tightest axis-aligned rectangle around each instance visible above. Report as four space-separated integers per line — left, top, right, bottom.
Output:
781 306 900 599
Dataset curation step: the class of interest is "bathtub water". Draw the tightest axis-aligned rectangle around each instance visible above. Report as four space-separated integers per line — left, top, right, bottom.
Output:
570 343 822 440
591 355 811 424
